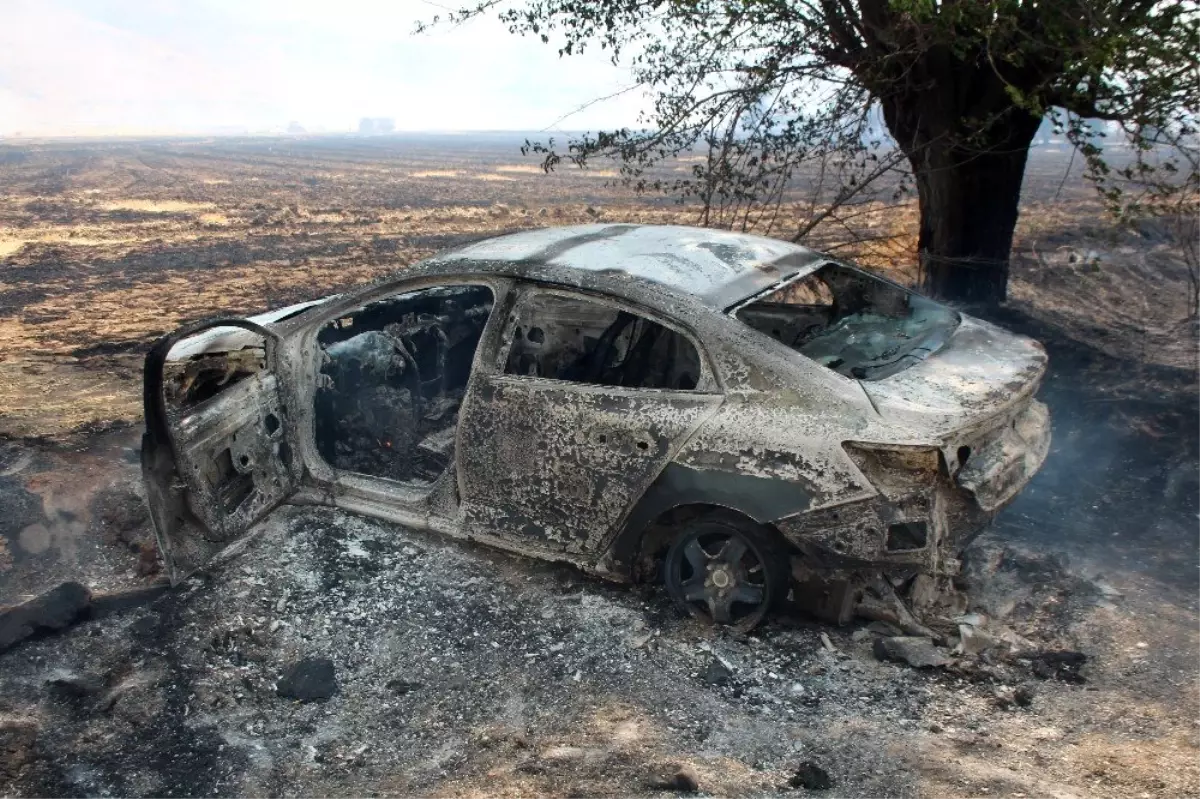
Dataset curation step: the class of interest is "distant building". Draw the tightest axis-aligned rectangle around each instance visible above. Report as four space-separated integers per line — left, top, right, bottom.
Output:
286 121 306 134
358 117 396 135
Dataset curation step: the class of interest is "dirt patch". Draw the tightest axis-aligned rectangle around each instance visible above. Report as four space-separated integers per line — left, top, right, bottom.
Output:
0 356 142 439
97 200 217 214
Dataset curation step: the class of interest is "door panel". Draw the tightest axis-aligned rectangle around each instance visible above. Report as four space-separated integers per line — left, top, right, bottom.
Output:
458 376 721 554
142 319 298 582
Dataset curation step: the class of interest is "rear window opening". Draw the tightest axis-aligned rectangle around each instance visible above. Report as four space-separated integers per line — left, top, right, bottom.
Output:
734 263 960 381
504 292 703 391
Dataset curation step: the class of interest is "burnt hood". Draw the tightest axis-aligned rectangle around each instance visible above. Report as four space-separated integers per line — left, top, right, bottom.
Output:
860 315 1048 434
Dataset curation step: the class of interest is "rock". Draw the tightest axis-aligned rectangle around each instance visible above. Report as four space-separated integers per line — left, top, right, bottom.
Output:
1013 684 1035 707
789 762 833 790
1030 650 1087 683
872 636 951 669
0 714 38 782
0 582 91 652
650 764 699 793
704 658 732 686
956 623 1002 656
277 657 338 703
992 686 1016 709
385 679 421 695
865 620 903 637
45 669 104 699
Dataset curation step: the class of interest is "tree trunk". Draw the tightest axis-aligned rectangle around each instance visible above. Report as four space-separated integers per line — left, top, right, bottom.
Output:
878 76 1044 306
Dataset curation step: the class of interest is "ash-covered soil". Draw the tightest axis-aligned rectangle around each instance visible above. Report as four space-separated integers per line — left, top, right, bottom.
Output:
3 501 1195 799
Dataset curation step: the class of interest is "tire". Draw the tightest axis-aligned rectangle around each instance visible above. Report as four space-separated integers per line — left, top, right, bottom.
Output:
662 511 789 632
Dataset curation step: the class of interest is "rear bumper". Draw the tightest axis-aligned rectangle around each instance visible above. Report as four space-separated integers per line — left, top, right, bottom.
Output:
775 399 1050 574
954 399 1051 512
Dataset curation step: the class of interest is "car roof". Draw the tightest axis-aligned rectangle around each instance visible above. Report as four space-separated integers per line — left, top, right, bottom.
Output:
437 224 827 310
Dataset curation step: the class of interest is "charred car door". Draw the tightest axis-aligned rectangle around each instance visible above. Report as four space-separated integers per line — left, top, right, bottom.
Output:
457 287 724 556
142 318 300 582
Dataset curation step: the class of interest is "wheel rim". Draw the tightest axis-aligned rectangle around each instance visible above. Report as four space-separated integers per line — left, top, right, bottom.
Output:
666 527 772 629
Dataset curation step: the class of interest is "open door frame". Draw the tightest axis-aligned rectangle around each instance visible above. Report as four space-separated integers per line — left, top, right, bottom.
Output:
142 317 300 582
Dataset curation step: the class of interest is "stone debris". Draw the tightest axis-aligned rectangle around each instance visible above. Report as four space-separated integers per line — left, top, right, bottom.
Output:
1029 650 1088 683
650 764 700 794
955 622 1002 656
872 636 952 669
0 582 91 652
704 656 733 686
789 761 833 790
276 656 338 703
995 683 1037 709
44 669 104 699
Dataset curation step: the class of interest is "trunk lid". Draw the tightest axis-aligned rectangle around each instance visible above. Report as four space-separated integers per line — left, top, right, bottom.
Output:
861 315 1048 436
861 314 1052 512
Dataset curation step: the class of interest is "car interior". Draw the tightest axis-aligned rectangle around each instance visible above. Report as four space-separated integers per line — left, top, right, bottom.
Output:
503 292 703 391
313 284 494 485
736 263 960 380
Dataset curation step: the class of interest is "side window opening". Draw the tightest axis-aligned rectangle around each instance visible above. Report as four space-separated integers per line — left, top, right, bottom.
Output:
735 263 960 381
313 284 494 485
504 293 702 391
163 337 266 411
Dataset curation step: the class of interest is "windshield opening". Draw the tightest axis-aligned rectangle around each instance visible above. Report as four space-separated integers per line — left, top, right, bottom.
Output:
733 263 960 381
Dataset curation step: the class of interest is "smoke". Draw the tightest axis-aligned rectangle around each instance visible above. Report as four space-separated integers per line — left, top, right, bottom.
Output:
989 311 1199 592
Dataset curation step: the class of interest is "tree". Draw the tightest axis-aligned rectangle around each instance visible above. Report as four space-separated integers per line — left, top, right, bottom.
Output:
424 0 1198 305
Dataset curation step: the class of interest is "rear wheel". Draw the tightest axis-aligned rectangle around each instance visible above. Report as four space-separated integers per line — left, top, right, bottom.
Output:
663 513 788 632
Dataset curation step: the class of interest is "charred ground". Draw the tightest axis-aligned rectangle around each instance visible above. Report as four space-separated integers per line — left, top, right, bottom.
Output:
0 135 1197 797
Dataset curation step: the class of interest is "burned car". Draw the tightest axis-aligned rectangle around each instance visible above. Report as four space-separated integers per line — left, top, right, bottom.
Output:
142 224 1050 630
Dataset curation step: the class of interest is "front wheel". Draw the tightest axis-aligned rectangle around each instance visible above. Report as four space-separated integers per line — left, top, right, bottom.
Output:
663 513 788 632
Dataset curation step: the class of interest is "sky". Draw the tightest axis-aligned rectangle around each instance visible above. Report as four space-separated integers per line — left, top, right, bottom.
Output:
0 0 651 136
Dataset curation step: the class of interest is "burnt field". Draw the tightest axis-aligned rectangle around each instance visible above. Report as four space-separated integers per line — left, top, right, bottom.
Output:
0 135 1197 797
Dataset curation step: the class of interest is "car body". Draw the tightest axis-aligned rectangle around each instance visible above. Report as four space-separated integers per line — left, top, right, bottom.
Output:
142 224 1051 628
